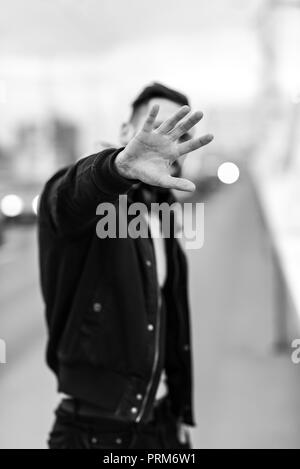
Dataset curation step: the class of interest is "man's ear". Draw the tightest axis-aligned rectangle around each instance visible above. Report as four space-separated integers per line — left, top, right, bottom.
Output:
120 122 134 146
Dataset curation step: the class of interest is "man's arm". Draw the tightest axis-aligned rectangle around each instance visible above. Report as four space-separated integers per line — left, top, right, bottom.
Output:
40 104 213 236
40 147 136 236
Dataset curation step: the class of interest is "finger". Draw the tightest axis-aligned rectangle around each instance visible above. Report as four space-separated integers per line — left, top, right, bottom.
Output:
178 134 214 156
157 105 190 134
157 175 196 192
169 111 203 140
142 104 160 132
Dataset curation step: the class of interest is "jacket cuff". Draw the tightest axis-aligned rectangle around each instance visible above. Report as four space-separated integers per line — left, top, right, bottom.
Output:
92 147 139 195
181 404 196 427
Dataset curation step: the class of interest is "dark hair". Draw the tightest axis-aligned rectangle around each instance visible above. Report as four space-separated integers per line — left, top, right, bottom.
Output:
130 82 189 120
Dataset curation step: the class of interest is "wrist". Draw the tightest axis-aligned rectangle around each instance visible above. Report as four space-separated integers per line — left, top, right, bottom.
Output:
114 150 136 180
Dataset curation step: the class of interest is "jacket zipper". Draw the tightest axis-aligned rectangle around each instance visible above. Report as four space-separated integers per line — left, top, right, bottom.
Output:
136 208 163 424
136 277 161 423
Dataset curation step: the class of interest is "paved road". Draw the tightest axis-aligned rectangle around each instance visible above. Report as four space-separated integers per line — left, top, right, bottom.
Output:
1 172 300 448
0 226 58 449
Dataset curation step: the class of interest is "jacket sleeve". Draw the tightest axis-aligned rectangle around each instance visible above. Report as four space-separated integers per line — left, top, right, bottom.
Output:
39 147 137 236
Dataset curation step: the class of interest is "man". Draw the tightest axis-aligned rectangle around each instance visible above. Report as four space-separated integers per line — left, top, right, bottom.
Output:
38 83 213 449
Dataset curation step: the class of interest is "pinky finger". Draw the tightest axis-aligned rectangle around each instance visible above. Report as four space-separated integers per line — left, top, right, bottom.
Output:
178 133 214 156
142 104 160 132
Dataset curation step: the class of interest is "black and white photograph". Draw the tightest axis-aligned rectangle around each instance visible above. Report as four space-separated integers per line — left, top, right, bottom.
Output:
0 0 300 452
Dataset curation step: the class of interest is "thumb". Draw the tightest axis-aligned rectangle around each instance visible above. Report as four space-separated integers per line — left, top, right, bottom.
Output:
158 175 196 192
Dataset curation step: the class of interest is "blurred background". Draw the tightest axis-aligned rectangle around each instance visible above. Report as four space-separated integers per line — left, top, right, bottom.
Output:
1 0 300 449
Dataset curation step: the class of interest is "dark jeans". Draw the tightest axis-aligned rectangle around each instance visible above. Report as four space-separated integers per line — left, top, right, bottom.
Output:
48 397 191 450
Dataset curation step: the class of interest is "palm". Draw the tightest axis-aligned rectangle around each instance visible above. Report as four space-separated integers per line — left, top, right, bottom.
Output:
116 104 213 192
134 130 179 160
126 131 178 184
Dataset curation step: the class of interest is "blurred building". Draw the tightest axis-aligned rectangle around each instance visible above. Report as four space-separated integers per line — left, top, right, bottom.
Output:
13 119 79 183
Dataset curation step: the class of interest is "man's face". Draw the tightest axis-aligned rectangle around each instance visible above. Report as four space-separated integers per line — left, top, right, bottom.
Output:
121 97 194 177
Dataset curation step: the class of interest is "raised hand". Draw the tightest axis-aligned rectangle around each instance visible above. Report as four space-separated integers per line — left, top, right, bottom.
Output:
115 104 213 192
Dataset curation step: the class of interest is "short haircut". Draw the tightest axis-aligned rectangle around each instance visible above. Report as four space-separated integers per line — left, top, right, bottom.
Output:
130 82 189 122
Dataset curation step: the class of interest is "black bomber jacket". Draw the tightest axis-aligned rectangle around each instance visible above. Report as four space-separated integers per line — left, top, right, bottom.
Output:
38 148 195 426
